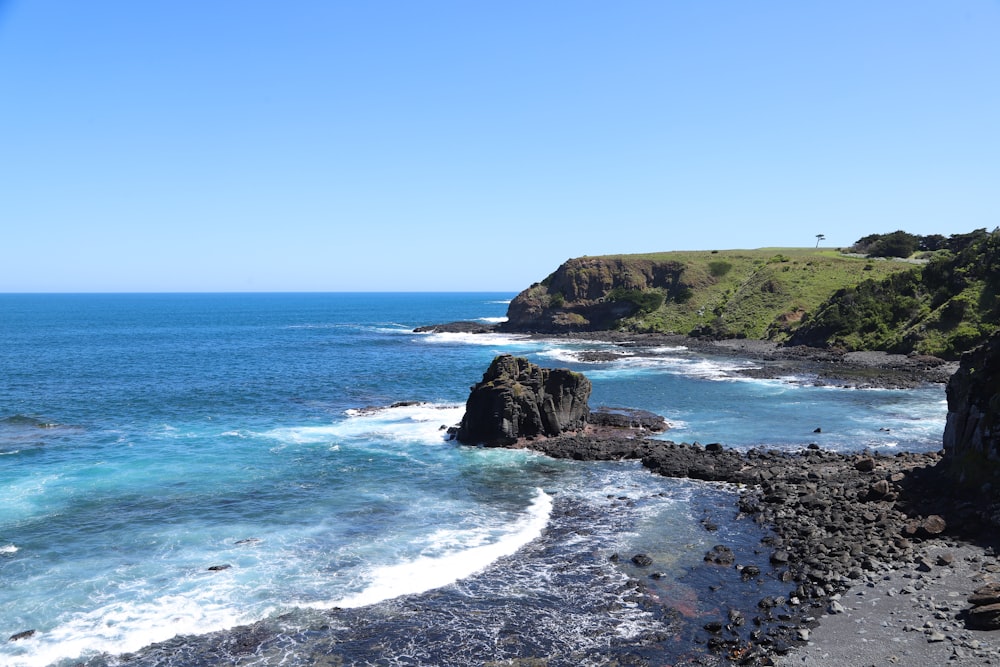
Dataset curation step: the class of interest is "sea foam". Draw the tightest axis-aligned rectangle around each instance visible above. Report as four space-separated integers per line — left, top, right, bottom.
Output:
319 489 553 610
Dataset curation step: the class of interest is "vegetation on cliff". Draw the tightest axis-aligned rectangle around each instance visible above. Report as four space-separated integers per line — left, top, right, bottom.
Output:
501 247 917 340
791 229 1000 358
501 229 1000 359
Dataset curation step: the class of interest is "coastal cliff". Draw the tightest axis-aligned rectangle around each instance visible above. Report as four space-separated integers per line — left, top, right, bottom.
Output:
498 230 999 360
499 249 917 339
944 331 1000 475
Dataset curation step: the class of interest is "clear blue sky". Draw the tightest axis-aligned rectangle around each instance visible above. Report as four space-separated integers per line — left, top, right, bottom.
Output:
2 1 998 292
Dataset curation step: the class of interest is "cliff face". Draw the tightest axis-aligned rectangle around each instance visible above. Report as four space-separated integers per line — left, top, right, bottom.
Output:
499 249 917 337
943 332 1000 469
456 355 591 447
501 256 690 333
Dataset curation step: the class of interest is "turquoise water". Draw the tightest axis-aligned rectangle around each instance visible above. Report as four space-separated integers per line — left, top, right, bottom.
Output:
0 294 946 666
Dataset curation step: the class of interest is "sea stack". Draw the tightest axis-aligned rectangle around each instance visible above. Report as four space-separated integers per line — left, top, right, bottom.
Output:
456 354 591 447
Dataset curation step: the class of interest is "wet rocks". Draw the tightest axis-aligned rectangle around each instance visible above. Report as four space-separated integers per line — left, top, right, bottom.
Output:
587 406 667 432
631 553 654 567
8 629 35 641
413 321 498 334
705 545 736 566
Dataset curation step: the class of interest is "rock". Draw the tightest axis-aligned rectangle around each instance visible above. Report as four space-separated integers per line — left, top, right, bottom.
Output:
456 355 591 447
869 479 892 499
827 600 846 614
587 407 667 432
854 457 876 472
631 553 653 567
413 321 497 334
943 332 1000 473
904 515 948 538
8 629 35 641
208 564 232 571
705 544 735 566
968 583 1000 607
967 602 1000 630
922 514 947 535
770 550 790 564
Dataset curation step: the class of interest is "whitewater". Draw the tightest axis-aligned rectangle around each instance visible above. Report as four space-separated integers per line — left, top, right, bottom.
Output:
0 293 946 666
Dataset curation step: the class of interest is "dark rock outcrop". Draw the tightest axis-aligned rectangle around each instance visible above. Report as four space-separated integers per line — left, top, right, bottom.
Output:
943 331 1000 467
587 406 667 432
413 321 498 334
456 355 591 447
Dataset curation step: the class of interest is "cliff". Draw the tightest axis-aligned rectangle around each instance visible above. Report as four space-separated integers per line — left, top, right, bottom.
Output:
943 331 1000 473
500 248 917 339
500 231 999 359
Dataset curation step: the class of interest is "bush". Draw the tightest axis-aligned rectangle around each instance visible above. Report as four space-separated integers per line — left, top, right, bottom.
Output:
608 288 665 313
708 260 732 277
867 231 920 258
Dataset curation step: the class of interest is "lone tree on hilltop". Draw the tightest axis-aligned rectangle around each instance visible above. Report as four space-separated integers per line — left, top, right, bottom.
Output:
815 234 825 248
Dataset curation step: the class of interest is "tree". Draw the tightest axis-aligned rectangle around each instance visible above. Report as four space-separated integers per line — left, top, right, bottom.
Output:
815 234 825 248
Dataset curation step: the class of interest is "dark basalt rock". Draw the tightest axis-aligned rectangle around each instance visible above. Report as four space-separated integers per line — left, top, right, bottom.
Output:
456 355 591 447
413 321 498 334
587 406 667 432
943 331 1000 470
9 629 35 641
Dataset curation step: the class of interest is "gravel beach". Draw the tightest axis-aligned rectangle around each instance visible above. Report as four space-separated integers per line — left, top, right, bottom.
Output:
776 541 1000 666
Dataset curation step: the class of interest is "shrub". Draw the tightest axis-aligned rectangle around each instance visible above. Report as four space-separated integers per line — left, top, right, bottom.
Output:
708 260 732 277
608 288 665 313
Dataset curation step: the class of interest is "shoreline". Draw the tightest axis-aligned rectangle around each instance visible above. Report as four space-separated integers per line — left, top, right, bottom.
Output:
517 432 1000 665
528 331 960 389
418 323 959 388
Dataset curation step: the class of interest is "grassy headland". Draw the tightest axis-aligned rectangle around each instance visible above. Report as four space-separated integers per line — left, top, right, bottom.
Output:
501 230 1000 359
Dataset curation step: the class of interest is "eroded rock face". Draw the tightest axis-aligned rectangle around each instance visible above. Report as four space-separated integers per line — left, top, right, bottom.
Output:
943 332 1000 465
456 355 591 447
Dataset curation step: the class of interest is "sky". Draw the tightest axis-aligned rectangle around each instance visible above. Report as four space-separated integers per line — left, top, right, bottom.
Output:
1 1 998 292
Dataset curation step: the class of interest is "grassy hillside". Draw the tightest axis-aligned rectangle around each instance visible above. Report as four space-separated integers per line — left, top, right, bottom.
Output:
790 231 1000 358
502 247 920 340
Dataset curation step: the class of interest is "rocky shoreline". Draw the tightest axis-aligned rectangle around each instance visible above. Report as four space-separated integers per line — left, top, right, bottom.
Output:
509 431 1000 665
416 323 959 389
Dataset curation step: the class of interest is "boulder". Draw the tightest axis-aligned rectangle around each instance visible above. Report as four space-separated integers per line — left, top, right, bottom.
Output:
456 355 591 447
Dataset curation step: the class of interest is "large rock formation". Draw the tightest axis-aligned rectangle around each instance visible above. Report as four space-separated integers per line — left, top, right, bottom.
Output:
456 355 591 447
943 331 1000 469
500 257 688 333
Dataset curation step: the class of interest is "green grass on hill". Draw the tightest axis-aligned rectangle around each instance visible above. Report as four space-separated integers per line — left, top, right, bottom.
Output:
601 248 920 339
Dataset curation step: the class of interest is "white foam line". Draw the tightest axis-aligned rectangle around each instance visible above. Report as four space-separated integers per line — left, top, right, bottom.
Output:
316 489 553 610
415 331 532 346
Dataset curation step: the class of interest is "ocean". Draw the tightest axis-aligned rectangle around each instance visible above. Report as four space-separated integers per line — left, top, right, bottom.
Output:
0 293 947 666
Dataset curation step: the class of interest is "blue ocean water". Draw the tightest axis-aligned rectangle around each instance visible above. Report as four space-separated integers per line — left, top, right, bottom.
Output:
0 294 946 666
